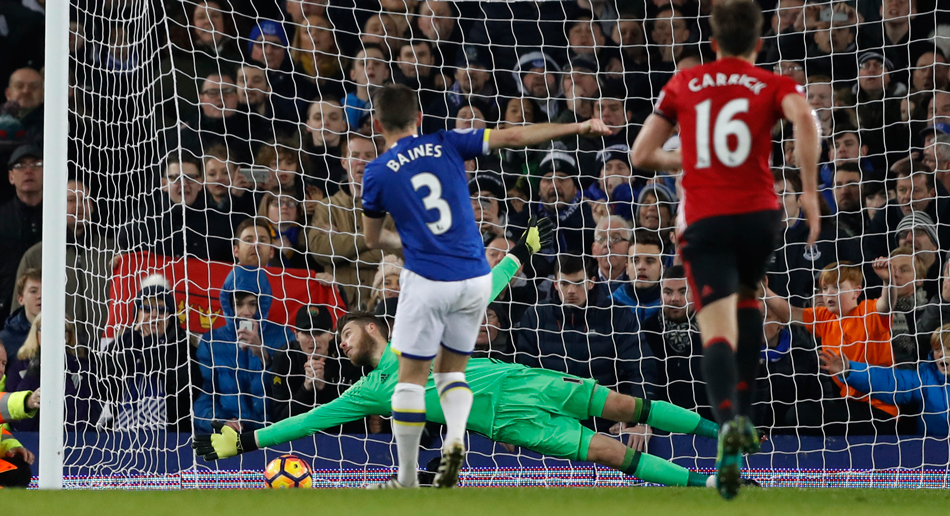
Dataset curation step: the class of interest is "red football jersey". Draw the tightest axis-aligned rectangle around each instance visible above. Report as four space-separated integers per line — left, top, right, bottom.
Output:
655 57 804 225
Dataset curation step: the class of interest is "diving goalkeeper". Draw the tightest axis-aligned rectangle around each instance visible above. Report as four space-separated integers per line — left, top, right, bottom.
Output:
194 222 720 488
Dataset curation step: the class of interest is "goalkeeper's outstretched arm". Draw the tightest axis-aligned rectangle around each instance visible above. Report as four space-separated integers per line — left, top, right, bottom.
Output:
194 222 549 460
193 385 379 460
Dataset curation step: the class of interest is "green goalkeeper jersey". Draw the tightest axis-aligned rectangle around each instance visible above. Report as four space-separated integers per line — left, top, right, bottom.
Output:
256 254 527 448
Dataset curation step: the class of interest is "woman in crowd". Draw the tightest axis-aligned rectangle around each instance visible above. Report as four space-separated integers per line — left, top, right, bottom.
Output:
290 15 347 102
254 136 314 204
5 314 99 433
258 190 310 270
367 254 403 315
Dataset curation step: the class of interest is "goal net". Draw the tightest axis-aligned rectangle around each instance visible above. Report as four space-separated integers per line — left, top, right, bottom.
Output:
19 0 950 488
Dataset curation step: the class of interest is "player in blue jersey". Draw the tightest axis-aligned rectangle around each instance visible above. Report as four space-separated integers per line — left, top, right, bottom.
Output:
361 84 610 489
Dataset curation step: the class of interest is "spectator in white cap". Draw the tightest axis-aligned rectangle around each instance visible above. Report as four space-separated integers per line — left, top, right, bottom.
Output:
368 254 404 315
513 50 562 120
98 274 197 432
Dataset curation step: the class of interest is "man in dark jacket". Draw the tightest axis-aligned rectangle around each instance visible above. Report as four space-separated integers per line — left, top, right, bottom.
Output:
770 169 860 307
117 152 233 262
611 230 665 327
831 162 870 237
269 305 354 423
513 152 596 279
757 304 822 432
853 52 909 163
169 73 256 164
4 68 43 149
513 255 657 433
97 275 199 432
0 144 42 326
866 164 950 269
12 178 115 347
918 259 950 338
422 45 497 135
302 99 348 198
641 266 711 422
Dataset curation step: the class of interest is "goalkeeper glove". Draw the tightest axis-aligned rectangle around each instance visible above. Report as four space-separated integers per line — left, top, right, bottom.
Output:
509 216 555 266
192 421 259 461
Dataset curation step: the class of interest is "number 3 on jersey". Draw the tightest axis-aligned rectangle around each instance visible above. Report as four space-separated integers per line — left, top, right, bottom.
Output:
694 98 751 168
411 172 453 235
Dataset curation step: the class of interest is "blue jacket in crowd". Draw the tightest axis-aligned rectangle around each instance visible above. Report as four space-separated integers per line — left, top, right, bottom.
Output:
611 283 662 328
842 355 950 436
0 307 32 359
194 267 293 434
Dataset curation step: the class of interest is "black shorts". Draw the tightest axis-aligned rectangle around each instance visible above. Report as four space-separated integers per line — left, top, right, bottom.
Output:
678 210 782 310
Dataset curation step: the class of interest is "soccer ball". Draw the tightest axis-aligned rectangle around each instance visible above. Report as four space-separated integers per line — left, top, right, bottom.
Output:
263 454 313 488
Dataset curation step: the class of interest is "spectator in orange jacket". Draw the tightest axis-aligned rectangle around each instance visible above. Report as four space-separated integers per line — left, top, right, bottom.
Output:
765 260 903 435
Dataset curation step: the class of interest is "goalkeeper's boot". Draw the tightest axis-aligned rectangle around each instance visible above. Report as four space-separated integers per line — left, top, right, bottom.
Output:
366 474 419 489
432 440 465 489
738 416 761 455
715 418 744 501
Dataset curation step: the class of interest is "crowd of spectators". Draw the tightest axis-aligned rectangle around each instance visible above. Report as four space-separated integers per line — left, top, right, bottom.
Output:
1 0 950 456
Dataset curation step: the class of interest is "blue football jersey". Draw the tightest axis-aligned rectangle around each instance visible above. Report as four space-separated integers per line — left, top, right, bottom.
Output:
362 129 493 281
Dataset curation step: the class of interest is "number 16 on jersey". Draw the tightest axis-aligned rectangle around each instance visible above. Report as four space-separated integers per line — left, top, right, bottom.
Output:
694 98 751 168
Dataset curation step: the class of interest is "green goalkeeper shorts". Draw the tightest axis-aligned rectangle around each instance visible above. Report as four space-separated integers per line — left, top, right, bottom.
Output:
490 368 611 461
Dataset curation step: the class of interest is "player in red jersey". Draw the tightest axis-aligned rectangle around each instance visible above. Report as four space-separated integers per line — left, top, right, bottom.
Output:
631 0 820 500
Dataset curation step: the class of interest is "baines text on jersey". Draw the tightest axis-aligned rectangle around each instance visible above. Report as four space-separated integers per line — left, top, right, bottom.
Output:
386 143 443 172
688 73 767 95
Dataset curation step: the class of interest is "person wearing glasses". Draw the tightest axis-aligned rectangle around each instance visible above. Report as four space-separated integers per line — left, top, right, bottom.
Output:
773 59 806 85
178 73 255 164
590 216 632 304
0 144 43 324
117 151 233 262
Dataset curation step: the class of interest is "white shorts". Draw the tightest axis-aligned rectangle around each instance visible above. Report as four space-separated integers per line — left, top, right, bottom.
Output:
390 269 493 360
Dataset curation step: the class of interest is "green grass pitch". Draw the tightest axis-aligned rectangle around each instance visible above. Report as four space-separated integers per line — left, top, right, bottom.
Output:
5 487 948 515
